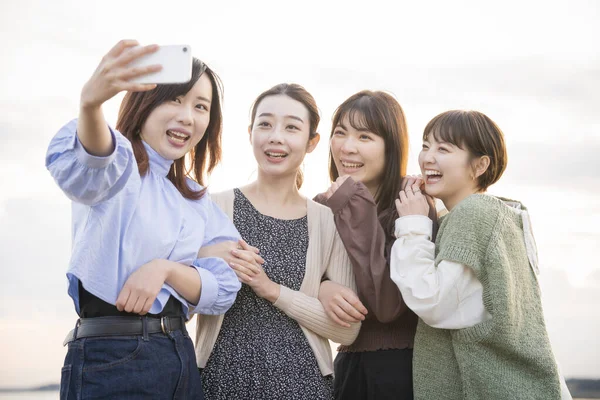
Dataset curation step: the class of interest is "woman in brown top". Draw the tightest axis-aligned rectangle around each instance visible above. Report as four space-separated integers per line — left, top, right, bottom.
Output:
315 90 436 399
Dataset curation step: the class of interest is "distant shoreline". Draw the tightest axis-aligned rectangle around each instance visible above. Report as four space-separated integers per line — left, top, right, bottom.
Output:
2 380 599 398
0 384 59 393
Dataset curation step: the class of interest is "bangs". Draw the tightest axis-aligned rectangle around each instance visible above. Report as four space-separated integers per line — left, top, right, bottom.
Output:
422 110 468 149
335 96 385 137
154 59 207 105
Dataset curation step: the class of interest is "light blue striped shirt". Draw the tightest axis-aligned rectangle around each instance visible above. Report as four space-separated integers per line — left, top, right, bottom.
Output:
46 119 241 317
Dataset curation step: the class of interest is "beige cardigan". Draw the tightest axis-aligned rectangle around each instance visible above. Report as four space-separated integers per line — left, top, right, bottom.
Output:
194 189 360 376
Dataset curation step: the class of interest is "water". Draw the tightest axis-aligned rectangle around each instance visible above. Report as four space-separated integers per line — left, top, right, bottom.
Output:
0 393 57 399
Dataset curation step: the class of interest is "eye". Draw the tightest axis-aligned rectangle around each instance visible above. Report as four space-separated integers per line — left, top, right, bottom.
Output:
172 97 182 104
287 124 300 131
196 104 208 111
257 121 271 128
359 134 372 141
439 146 449 153
422 144 429 150
333 130 345 136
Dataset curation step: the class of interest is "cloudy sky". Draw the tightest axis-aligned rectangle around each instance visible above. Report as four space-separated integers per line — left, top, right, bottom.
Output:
1 0 598 388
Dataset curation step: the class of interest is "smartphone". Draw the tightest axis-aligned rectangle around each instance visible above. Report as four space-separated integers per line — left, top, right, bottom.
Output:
128 45 193 84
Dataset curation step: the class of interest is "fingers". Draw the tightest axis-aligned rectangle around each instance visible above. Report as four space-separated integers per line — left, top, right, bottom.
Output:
238 239 260 255
230 261 260 278
237 240 264 264
401 176 415 191
399 190 408 203
114 43 159 67
327 306 351 328
336 301 366 322
232 268 253 284
121 82 158 93
349 297 368 316
231 249 263 270
119 64 162 81
139 297 154 315
106 39 140 59
132 295 146 315
115 287 130 312
395 198 402 215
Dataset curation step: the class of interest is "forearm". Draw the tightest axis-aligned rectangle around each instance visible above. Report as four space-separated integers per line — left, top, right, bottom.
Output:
274 285 360 345
328 179 408 322
77 104 114 157
164 260 202 305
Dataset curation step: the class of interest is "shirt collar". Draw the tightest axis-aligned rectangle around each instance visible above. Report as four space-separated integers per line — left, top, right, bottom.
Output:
142 141 174 177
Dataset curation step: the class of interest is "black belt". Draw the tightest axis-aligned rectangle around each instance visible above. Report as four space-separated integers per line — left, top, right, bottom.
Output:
63 316 186 346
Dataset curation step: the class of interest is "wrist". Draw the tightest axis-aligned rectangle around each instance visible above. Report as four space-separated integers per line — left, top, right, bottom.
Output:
161 259 177 283
262 281 280 303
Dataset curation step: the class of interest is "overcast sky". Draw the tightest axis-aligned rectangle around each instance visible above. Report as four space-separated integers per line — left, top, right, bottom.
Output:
0 0 598 388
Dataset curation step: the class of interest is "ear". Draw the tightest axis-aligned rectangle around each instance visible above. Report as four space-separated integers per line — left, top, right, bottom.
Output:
248 125 252 144
473 155 490 179
306 133 321 154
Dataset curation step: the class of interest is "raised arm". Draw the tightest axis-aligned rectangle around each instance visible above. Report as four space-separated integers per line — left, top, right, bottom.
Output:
45 41 161 206
77 40 160 156
316 177 409 323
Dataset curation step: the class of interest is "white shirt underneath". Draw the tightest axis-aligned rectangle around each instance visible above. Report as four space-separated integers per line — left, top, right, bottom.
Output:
390 214 571 400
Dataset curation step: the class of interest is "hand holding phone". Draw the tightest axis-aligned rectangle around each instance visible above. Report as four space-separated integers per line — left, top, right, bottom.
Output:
127 45 193 85
80 40 161 110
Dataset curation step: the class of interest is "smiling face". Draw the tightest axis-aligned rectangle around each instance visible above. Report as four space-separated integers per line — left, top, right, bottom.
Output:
419 133 481 211
140 73 212 160
330 112 386 195
249 94 319 181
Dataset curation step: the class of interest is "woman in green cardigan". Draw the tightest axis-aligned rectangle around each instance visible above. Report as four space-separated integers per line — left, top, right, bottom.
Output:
390 110 570 399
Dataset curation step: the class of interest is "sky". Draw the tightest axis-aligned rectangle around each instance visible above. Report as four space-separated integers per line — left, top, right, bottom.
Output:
0 0 599 388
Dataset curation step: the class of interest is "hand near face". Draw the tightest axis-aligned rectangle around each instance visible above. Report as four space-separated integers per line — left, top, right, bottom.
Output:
80 40 161 110
395 178 430 217
324 175 351 200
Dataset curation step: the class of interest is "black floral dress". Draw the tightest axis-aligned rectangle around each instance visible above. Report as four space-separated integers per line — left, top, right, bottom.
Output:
201 189 333 400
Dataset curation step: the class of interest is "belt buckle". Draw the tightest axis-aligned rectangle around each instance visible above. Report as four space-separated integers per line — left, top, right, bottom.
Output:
160 316 169 334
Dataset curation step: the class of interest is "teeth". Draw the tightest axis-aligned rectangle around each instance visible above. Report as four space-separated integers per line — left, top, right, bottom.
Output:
266 152 287 158
425 170 442 176
167 130 189 139
341 161 363 168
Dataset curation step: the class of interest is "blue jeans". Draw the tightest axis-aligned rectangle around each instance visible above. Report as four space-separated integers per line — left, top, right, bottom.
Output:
60 330 203 399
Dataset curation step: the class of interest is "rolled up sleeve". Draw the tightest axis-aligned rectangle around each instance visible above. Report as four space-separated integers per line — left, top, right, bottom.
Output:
188 257 241 315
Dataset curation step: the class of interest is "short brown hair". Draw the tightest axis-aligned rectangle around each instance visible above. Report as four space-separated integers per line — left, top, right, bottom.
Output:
116 58 224 200
249 83 320 189
423 110 507 191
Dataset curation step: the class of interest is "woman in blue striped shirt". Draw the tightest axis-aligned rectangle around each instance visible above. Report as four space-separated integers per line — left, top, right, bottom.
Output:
46 40 241 400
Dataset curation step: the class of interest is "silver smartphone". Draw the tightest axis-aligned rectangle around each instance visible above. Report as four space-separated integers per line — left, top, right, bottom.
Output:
128 45 193 84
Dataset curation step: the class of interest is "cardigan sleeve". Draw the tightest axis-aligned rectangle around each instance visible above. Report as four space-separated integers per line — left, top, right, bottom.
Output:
273 206 360 345
316 177 410 323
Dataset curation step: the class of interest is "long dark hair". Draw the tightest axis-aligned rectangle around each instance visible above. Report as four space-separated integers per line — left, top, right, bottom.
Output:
249 83 320 188
116 58 224 199
329 90 409 235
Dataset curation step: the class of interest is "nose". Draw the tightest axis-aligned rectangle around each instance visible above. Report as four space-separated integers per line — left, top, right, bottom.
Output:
420 147 435 165
177 104 193 126
268 124 284 144
339 136 357 154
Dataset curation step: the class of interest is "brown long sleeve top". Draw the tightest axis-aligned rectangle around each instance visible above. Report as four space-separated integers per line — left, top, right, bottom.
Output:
314 178 418 352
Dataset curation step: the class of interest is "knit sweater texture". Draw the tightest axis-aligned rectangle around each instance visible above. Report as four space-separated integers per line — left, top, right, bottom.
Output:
414 194 561 400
